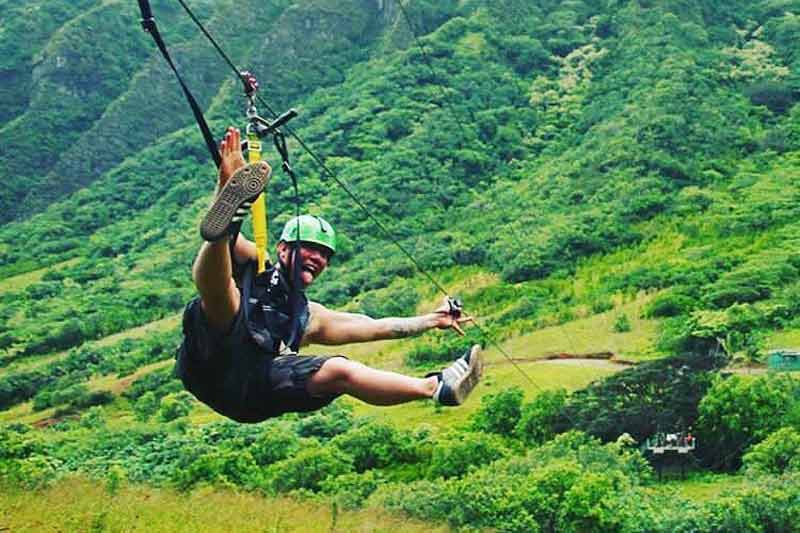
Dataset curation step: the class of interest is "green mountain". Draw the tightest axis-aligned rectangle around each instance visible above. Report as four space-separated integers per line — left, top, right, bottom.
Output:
2 0 800 530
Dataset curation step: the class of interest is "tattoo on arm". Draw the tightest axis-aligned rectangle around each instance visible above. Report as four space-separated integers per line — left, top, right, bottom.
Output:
385 316 433 338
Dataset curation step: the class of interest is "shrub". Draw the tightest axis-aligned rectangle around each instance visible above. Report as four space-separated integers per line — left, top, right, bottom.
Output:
132 391 160 422
471 387 524 435
331 422 418 472
158 392 194 422
79 406 106 429
33 383 90 412
250 429 302 467
613 313 631 333
745 81 797 114
742 427 800 475
123 367 181 401
0 426 60 489
516 388 569 445
357 285 419 318
267 446 355 493
294 402 354 439
375 432 651 533
320 470 381 509
644 289 694 318
428 432 510 479
176 449 261 491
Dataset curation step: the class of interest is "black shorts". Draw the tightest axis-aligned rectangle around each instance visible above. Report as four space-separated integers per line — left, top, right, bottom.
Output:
176 297 343 423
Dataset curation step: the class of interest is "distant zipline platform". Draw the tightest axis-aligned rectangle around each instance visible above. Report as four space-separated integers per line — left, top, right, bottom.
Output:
645 432 697 480
645 432 697 455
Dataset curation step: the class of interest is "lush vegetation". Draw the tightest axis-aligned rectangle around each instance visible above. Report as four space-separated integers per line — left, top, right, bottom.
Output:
2 0 800 530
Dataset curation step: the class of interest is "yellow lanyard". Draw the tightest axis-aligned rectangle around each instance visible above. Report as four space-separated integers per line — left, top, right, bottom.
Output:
246 129 268 274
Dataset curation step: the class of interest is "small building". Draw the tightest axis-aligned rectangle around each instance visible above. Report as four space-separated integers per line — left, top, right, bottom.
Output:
767 349 800 372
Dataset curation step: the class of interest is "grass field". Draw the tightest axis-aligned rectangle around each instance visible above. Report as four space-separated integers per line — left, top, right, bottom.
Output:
0 258 80 295
0 477 448 533
658 473 749 501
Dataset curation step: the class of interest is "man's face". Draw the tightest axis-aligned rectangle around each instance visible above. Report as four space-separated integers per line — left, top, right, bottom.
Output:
277 241 331 287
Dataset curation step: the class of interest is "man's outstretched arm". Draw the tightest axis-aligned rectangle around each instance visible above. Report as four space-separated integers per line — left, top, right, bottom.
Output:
304 299 472 346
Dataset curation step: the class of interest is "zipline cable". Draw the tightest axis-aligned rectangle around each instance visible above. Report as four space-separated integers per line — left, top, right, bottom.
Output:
158 0 543 387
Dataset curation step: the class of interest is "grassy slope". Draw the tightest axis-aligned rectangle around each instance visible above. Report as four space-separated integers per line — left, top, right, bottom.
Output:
0 477 448 533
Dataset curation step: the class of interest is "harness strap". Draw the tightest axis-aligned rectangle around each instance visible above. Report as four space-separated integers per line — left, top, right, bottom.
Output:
137 0 221 168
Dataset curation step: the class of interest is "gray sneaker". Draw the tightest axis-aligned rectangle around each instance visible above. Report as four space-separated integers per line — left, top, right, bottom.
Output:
200 161 271 242
432 344 483 406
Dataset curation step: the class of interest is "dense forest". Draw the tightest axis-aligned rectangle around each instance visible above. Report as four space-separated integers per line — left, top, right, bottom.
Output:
2 0 800 531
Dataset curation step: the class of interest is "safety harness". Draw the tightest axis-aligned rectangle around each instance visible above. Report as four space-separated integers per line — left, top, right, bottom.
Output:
240 261 310 354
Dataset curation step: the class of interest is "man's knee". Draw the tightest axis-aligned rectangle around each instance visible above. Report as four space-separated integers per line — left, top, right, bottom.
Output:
309 357 358 394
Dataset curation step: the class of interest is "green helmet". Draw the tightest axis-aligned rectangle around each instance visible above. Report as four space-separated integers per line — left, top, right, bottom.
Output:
279 215 336 255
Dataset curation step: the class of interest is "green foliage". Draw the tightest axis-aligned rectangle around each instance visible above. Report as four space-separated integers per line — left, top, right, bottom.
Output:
267 445 355 493
3 0 800 526
330 421 418 472
697 373 800 469
471 387 524 435
357 284 420 318
124 367 182 403
79 406 107 430
644 289 695 318
0 424 60 489
0 331 178 411
613 313 632 333
132 392 160 423
175 448 261 491
374 431 652 532
515 388 569 445
158 392 194 422
319 470 382 510
428 431 510 479
294 402 354 439
743 426 800 475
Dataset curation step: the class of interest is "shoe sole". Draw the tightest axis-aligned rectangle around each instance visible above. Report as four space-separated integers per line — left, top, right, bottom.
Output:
200 161 271 241
452 344 483 404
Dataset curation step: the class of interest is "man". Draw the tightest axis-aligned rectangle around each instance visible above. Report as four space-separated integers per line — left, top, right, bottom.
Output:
177 127 482 423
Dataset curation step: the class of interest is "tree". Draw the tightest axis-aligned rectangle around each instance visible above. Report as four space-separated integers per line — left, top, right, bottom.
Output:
472 387 524 435
516 388 569 445
697 374 800 469
743 426 800 475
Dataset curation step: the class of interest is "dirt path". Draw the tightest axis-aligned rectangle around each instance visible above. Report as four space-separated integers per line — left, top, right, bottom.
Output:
486 357 632 370
537 358 629 369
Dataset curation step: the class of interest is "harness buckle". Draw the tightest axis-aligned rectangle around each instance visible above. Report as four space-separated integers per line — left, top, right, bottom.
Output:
140 17 156 33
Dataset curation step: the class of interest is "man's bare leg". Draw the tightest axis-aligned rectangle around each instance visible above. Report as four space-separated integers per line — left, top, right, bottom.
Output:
192 127 248 332
307 358 438 405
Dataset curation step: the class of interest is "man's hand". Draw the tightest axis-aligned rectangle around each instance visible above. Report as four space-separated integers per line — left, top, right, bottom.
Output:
216 126 250 193
432 297 475 336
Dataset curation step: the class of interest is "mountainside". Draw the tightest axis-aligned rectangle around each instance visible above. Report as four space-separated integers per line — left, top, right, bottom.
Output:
2 0 800 530
1 0 798 361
